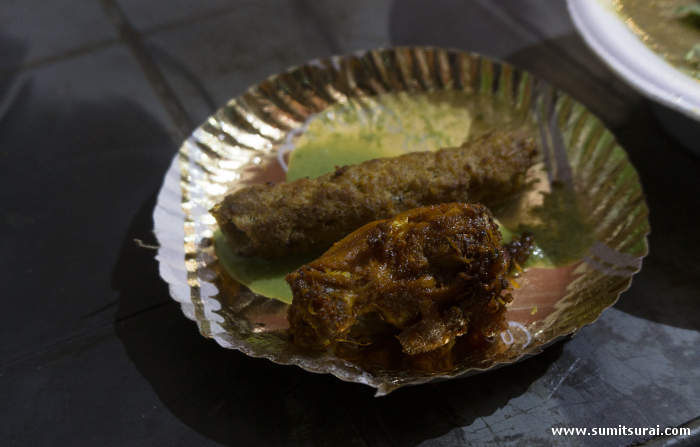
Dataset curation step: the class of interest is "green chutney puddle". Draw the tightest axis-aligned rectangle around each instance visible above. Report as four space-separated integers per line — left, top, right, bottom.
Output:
214 230 323 304
286 91 473 181
214 91 576 304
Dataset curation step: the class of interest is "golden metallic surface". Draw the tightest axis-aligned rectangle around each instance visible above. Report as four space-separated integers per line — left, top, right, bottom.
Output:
167 47 649 395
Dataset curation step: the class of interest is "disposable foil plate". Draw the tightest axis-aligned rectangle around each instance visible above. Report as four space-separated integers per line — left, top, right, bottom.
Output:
154 47 649 396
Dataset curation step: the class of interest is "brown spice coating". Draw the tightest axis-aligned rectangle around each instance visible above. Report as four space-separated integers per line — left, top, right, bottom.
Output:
505 233 535 269
212 130 538 259
285 203 514 355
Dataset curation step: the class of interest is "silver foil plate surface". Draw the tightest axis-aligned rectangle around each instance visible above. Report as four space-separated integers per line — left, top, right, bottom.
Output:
154 47 649 395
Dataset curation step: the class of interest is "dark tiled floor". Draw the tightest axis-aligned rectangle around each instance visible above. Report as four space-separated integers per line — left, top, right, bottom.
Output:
0 0 118 71
0 42 177 363
1 1 700 446
115 0 256 31
145 0 338 126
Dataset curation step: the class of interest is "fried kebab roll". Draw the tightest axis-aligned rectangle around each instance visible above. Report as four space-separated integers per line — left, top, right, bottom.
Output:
212 130 538 259
286 203 515 355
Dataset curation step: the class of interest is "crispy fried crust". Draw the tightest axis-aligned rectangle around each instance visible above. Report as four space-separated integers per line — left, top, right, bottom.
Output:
212 130 538 259
285 203 514 355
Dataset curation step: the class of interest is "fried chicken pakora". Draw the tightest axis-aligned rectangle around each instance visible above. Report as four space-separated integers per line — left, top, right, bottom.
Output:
212 130 538 259
286 203 518 355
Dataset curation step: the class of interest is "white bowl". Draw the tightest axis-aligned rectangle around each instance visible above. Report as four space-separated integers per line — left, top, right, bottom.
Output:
567 0 700 154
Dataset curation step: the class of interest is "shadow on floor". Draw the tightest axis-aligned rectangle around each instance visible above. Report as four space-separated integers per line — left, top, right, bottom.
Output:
112 194 564 447
610 113 700 332
0 32 29 124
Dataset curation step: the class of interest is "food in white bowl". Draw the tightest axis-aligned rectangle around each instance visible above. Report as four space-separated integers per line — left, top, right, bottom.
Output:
568 0 700 155
616 0 700 79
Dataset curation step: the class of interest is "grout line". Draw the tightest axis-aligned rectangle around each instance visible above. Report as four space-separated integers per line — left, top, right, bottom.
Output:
0 1 257 79
97 0 195 140
0 38 120 79
147 45 219 115
139 0 258 37
0 300 173 371
293 0 343 55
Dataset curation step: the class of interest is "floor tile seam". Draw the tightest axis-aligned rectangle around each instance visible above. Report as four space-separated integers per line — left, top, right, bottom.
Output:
0 38 120 78
0 1 254 77
97 0 195 140
0 300 172 372
138 0 262 37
